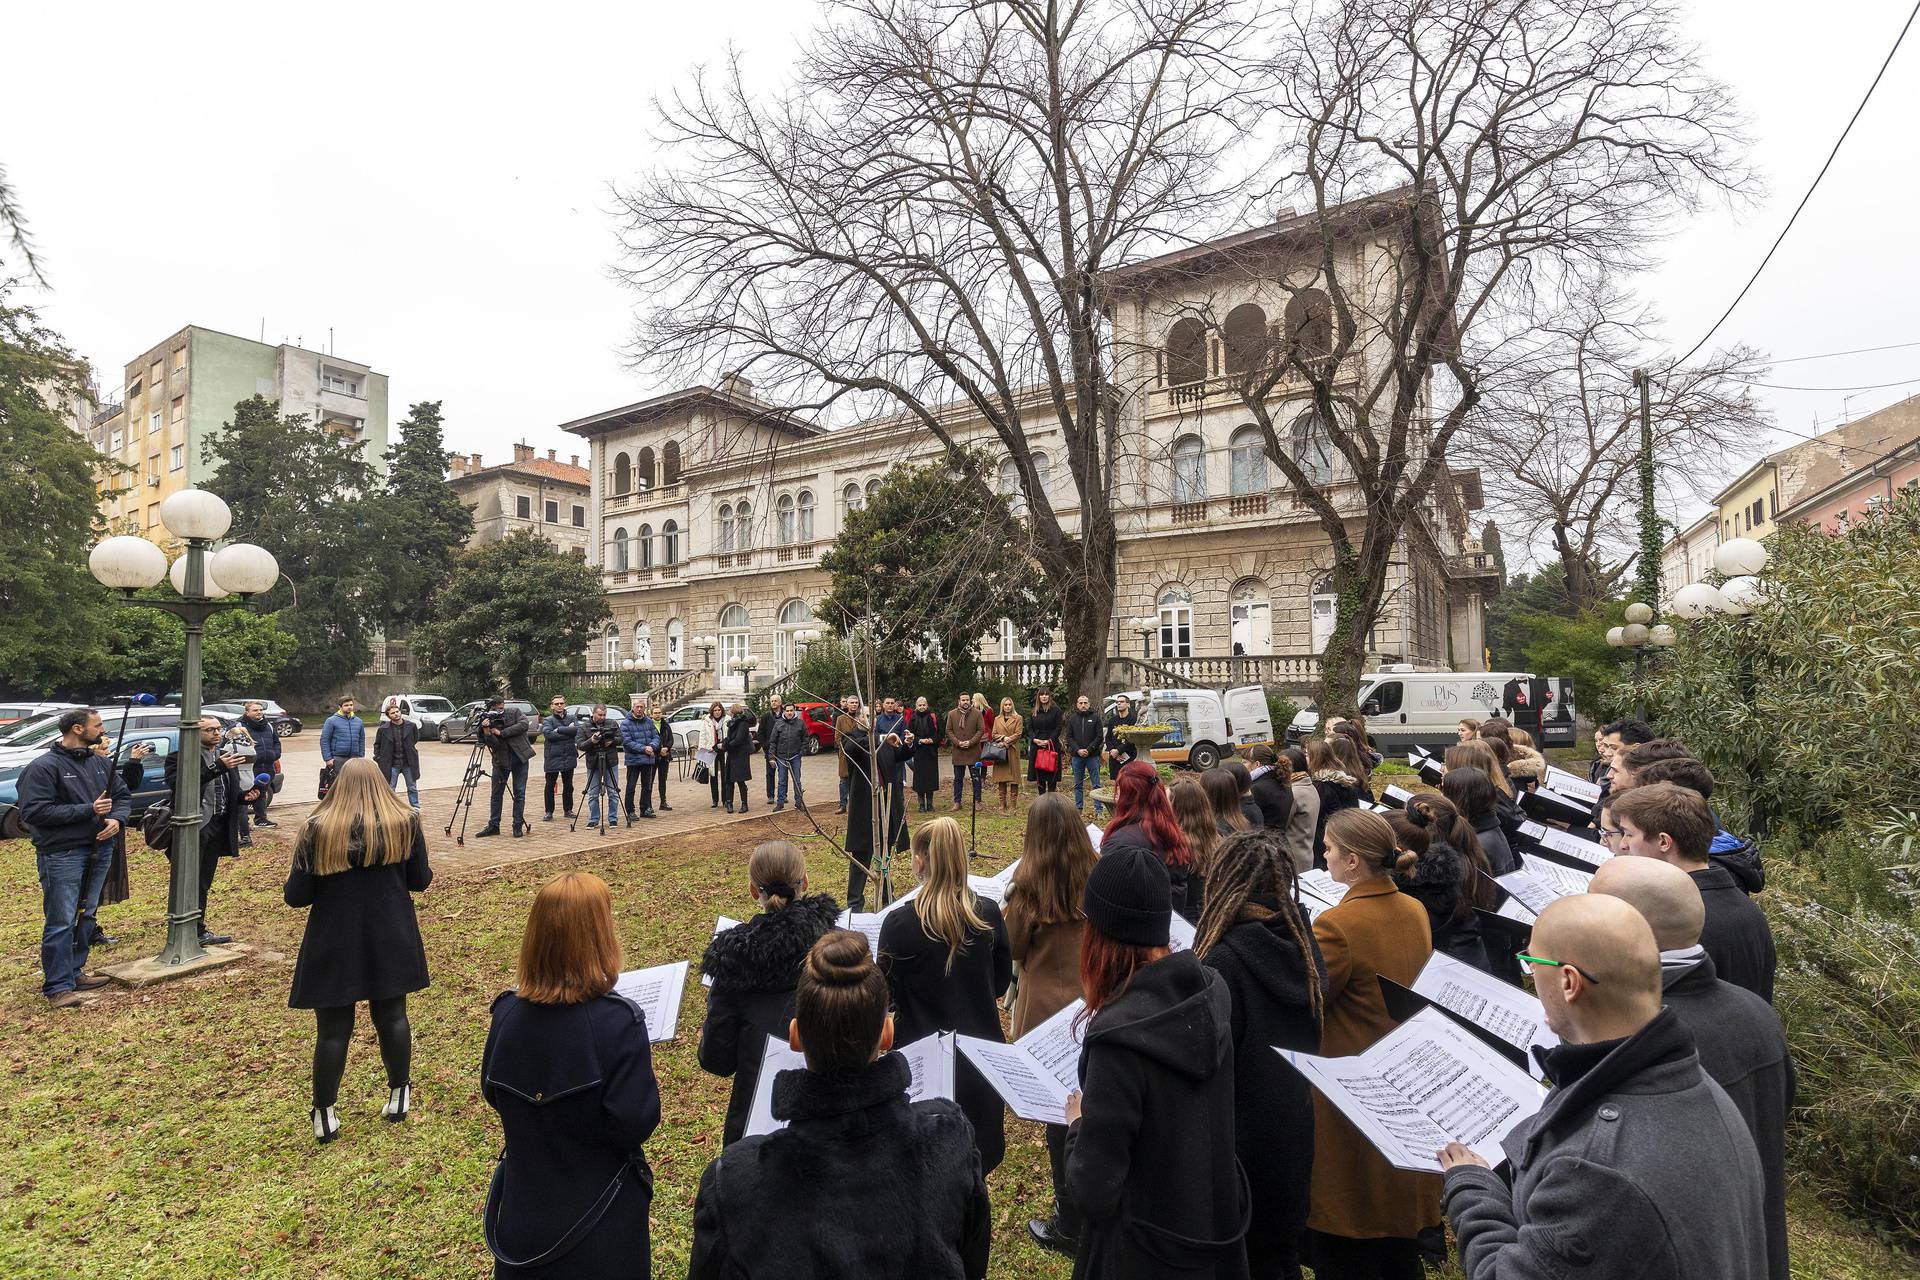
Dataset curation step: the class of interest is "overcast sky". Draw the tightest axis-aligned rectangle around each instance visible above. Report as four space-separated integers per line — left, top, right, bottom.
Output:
6 0 1917 542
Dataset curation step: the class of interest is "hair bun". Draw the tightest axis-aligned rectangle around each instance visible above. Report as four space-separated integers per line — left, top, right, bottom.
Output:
806 930 875 986
1405 801 1432 828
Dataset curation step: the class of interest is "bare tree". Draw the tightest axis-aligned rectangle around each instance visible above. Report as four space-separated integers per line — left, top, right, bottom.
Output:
1218 0 1747 710
1463 286 1768 610
614 0 1255 697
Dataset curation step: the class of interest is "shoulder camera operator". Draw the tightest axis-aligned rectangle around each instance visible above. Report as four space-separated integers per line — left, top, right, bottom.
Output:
577 704 625 830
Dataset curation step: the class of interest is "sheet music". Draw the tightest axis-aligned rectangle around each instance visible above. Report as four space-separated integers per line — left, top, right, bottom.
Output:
959 1037 1074 1124
743 1032 957 1137
1022 998 1089 1093
1522 821 1612 869
612 960 690 1043
1381 785 1414 808
877 885 922 917
1412 952 1559 1058
1544 767 1601 804
1168 911 1196 953
700 916 745 987
1495 861 1593 917
1300 869 1350 909
1496 895 1537 925
1407 750 1430 767
835 910 886 957
969 860 1020 907
1087 823 1104 852
1277 1007 1544 1171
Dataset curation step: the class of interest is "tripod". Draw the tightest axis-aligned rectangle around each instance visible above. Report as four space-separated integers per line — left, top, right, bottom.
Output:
967 759 985 860
445 739 491 847
572 754 622 835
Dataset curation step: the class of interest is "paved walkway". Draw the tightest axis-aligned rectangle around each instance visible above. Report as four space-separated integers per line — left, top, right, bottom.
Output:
262 751 849 876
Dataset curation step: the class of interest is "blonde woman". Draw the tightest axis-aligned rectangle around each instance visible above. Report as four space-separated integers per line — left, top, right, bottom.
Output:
878 817 1012 1174
284 757 433 1143
990 696 1025 812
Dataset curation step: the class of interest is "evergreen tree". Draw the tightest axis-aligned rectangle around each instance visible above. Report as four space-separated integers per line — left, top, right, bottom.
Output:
413 531 609 696
376 400 473 630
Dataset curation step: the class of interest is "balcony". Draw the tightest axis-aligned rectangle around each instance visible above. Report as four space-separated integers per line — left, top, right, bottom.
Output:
775 542 817 563
1171 501 1209 525
1228 494 1269 517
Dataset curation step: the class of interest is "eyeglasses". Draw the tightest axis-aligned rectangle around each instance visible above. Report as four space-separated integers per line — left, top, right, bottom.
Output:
1517 952 1601 984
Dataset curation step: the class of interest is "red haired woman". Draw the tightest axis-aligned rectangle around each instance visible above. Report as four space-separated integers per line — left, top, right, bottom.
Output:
1100 760 1195 919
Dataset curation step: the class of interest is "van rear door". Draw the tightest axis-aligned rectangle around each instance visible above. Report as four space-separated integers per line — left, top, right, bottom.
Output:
1223 686 1271 742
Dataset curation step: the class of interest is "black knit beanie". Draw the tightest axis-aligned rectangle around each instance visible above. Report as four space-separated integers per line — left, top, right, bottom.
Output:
1083 845 1172 947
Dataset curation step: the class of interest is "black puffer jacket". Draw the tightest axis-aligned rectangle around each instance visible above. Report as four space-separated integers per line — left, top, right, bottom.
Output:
697 894 843 1146
1391 840 1494 975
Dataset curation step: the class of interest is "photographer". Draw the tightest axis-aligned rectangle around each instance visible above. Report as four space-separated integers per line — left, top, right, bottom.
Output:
578 705 625 830
474 697 532 839
166 716 263 945
541 695 577 821
621 698 662 821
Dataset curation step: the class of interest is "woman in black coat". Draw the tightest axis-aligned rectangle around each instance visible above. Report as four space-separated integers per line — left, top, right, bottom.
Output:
697 840 841 1146
1195 827 1325 1280
1440 768 1523 984
284 758 432 1143
704 702 730 808
908 697 942 812
1027 691 1064 794
878 816 1012 1175
483 871 659 1280
721 705 755 813
1388 806 1495 976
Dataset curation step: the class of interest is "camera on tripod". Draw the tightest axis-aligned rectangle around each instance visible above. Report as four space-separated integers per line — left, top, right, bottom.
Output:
580 719 622 754
477 708 509 735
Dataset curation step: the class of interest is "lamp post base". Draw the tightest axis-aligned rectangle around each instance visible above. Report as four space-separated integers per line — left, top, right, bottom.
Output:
99 942 245 988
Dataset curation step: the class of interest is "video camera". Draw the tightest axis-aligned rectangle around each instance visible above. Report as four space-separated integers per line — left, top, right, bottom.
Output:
578 716 622 754
477 707 509 735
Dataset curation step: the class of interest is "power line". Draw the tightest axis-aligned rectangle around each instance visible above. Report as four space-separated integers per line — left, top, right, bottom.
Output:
1668 0 1920 371
1736 373 1920 392
1768 339 1920 367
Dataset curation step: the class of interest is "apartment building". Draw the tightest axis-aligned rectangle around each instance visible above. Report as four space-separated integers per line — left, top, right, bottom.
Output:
447 443 592 556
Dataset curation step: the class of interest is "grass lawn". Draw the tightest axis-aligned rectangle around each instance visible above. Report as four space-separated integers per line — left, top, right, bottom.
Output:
1 796 1914 1279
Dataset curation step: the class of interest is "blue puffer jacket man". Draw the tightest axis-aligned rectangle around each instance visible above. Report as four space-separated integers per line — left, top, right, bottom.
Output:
620 711 661 765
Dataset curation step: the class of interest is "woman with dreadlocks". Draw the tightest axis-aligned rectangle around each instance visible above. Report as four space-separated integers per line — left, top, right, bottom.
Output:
1195 826 1327 1280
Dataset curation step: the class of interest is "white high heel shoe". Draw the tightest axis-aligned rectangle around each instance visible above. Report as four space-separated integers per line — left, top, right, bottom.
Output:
381 1084 411 1124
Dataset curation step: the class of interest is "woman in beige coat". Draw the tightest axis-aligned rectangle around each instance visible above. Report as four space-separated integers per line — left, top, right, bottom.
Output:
990 698 1025 811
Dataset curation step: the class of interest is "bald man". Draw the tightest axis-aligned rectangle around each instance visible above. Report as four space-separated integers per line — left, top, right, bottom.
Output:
1438 896 1767 1280
1591 859 1793 1280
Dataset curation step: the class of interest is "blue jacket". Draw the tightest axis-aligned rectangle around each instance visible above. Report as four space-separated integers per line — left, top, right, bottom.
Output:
17 744 132 854
620 714 661 765
238 712 282 767
320 713 366 762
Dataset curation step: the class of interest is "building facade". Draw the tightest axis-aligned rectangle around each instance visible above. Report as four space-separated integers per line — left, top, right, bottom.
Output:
447 444 592 555
562 203 1496 689
1776 436 1920 533
89 326 389 540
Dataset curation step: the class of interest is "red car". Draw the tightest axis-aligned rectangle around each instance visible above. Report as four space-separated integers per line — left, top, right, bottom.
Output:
788 702 840 755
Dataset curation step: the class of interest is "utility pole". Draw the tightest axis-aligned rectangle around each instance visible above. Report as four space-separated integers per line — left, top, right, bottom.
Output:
864 620 887 904
1632 369 1662 614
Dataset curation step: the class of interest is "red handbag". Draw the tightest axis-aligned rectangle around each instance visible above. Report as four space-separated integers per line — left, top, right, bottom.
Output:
1034 745 1060 773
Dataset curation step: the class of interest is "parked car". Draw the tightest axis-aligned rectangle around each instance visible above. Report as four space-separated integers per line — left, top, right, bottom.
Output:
664 703 715 752
788 702 839 755
1104 686 1273 772
0 705 225 770
437 700 537 744
377 693 459 738
1284 667 1576 753
203 700 304 738
0 726 284 840
0 702 75 727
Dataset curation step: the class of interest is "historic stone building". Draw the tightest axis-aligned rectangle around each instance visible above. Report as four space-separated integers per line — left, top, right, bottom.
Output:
447 443 592 557
562 197 1496 691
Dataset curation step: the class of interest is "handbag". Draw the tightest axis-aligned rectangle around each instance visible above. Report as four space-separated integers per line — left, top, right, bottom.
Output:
980 742 1009 764
141 803 174 852
1034 745 1060 773
317 762 337 801
691 760 712 785
483 1151 651 1269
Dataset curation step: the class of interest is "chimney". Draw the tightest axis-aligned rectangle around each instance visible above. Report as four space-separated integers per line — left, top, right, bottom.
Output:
719 369 753 399
448 455 466 477
513 442 534 464
471 452 483 470
547 448 557 461
570 454 580 468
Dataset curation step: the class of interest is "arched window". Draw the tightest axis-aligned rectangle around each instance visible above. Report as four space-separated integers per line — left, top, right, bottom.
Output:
796 489 815 542
1230 579 1272 655
636 446 656 491
720 604 750 628
612 452 632 497
716 503 735 553
603 625 622 670
666 616 684 669
661 519 679 565
778 599 813 626
1229 425 1267 496
865 477 881 505
997 456 1026 518
1157 585 1193 659
610 526 629 571
1033 451 1052 497
1171 435 1207 504
1284 288 1334 363
1223 303 1269 374
637 523 654 569
776 598 814 670
663 440 682 484
843 481 863 516
776 494 796 545
718 603 751 680
1165 317 1207 386
634 622 652 667
1310 572 1338 652
1291 409 1335 486
734 501 752 550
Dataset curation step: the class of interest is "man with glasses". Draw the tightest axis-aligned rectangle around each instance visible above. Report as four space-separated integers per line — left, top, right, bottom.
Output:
17 709 131 1007
1439 894 1767 1280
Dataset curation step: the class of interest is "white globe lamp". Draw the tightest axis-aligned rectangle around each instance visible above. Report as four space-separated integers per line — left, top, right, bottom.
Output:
1623 601 1654 625
1670 582 1727 620
157 488 233 541
1718 576 1765 615
1649 623 1678 647
1713 537 1768 578
210 543 280 597
1620 622 1650 647
170 554 228 599
89 536 168 591
1605 627 1627 647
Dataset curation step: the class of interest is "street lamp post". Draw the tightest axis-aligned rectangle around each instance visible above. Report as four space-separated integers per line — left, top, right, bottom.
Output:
88 490 280 968
736 656 759 696
1670 537 1775 835
1605 600 1675 721
1131 615 1157 660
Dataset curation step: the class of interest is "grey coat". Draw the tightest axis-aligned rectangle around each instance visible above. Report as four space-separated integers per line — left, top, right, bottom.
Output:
768 714 810 760
1280 776 1318 874
1443 1007 1767 1280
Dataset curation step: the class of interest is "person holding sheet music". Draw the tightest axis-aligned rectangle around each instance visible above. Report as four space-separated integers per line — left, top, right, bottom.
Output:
1063 842 1250 1279
1102 760 1196 920
1438 895 1768 1280
697 840 842 1147
1195 827 1327 1280
842 714 909 911
1389 802 1496 976
689 930 992 1280
1440 766 1517 876
1002 794 1099 1259
879 818 1012 1174
1307 809 1438 1279
482 872 661 1279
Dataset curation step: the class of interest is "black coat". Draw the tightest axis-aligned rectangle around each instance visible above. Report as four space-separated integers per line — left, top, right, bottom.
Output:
488 705 533 766
374 720 421 777
1027 703 1064 779
1101 820 1191 921
843 730 908 856
697 894 843 1146
1311 772 1361 866
1236 795 1263 829
483 992 660 1280
1200 903 1324 1273
688 1053 991 1280
541 715 578 772
1470 809 1519 875
1662 955 1795 1280
879 892 1012 1174
164 748 253 860
1691 863 1778 1002
1392 840 1496 975
1064 708 1105 756
1066 950 1250 1280
1248 769 1292 831
723 713 755 784
908 710 942 793
16 743 131 855
283 819 432 1009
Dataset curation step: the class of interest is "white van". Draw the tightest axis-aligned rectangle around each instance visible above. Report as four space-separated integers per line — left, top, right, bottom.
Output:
1287 667 1577 753
1105 686 1273 771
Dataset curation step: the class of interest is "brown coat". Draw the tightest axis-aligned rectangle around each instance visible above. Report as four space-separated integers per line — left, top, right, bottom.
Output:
1004 898 1084 1039
835 712 856 778
944 706 987 768
1308 874 1440 1241
989 711 1024 784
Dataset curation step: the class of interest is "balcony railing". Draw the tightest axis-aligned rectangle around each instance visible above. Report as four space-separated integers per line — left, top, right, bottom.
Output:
969 652 1323 694
1171 501 1209 524
1228 494 1269 517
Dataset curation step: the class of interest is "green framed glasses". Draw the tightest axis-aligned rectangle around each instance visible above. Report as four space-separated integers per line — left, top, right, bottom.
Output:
1517 952 1601 985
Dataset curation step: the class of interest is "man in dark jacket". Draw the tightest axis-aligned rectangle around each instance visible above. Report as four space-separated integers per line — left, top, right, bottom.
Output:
1440 895 1768 1280
578 705 624 829
474 697 532 838
1591 858 1794 1280
1245 744 1294 831
767 703 810 811
1607 782 1776 1001
621 697 661 821
757 695 785 804
165 716 261 946
239 701 282 827
373 703 422 808
540 695 577 821
1063 694 1105 810
17 709 132 1007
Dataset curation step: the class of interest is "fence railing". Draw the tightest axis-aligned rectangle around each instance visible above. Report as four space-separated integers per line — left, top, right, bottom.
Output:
527 666 709 707
970 653 1323 694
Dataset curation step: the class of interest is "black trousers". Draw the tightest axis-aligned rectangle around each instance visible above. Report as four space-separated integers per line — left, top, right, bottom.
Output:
765 752 778 799
311 995 411 1109
626 761 655 815
1306 1231 1421 1280
197 849 220 926
846 850 874 913
655 757 671 806
1044 1122 1081 1238
544 768 575 816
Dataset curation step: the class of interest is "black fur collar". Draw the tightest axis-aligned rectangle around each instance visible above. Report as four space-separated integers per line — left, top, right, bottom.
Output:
771 1051 911 1124
700 893 843 992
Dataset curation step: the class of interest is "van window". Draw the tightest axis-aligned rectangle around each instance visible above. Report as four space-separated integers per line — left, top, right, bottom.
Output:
1368 681 1404 714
